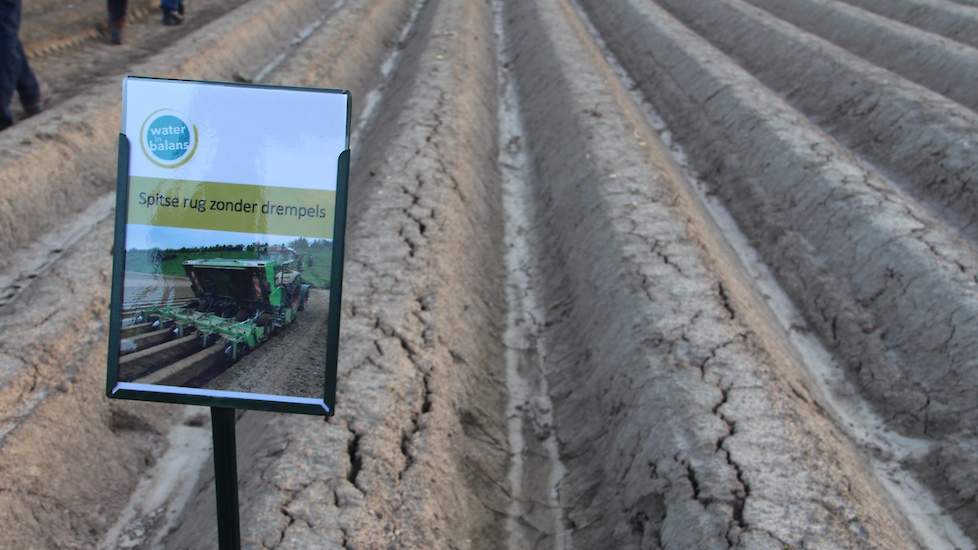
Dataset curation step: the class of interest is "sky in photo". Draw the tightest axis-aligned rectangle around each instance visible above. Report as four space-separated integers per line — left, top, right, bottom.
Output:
126 224 306 250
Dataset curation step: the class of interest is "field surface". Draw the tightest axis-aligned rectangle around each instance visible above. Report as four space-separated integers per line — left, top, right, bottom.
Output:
0 0 976 548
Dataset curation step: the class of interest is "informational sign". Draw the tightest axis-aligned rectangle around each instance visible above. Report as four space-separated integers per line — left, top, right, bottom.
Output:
105 77 350 415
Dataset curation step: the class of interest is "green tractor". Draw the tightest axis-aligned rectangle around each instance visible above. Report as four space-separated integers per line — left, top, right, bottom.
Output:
139 254 310 362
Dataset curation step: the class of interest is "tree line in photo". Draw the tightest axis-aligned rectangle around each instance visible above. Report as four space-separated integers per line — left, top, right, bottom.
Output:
126 238 333 287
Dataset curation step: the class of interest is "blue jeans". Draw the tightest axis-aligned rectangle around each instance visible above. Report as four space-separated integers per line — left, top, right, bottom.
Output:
160 0 183 11
0 0 39 127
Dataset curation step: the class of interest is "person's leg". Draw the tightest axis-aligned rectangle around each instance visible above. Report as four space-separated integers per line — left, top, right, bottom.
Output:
107 0 127 20
14 39 40 115
160 0 183 24
0 0 22 128
107 0 128 44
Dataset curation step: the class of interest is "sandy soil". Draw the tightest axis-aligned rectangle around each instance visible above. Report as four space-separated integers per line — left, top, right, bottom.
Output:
0 1 346 547
584 0 978 542
2 0 978 548
21 0 251 120
205 289 329 398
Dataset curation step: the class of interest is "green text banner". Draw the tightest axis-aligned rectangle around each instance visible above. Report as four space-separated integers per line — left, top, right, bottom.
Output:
127 176 336 238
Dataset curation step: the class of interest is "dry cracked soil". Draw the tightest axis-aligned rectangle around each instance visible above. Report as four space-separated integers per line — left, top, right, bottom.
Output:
1 0 977 548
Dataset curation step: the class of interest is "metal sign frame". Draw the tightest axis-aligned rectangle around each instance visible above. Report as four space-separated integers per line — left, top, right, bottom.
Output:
105 76 351 416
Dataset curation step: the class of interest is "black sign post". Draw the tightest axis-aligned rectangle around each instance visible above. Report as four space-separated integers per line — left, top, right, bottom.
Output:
106 78 351 547
211 407 241 550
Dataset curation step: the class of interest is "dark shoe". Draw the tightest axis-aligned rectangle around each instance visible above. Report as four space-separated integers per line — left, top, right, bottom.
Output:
97 18 125 45
21 81 47 118
162 9 183 25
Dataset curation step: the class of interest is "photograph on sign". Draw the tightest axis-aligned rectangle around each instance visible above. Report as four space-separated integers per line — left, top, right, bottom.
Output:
105 77 350 415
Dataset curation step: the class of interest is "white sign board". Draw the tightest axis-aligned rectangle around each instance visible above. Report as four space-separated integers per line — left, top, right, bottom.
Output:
106 77 351 415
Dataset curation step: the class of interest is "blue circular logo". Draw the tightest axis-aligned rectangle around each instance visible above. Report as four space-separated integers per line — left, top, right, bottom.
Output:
140 109 197 168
